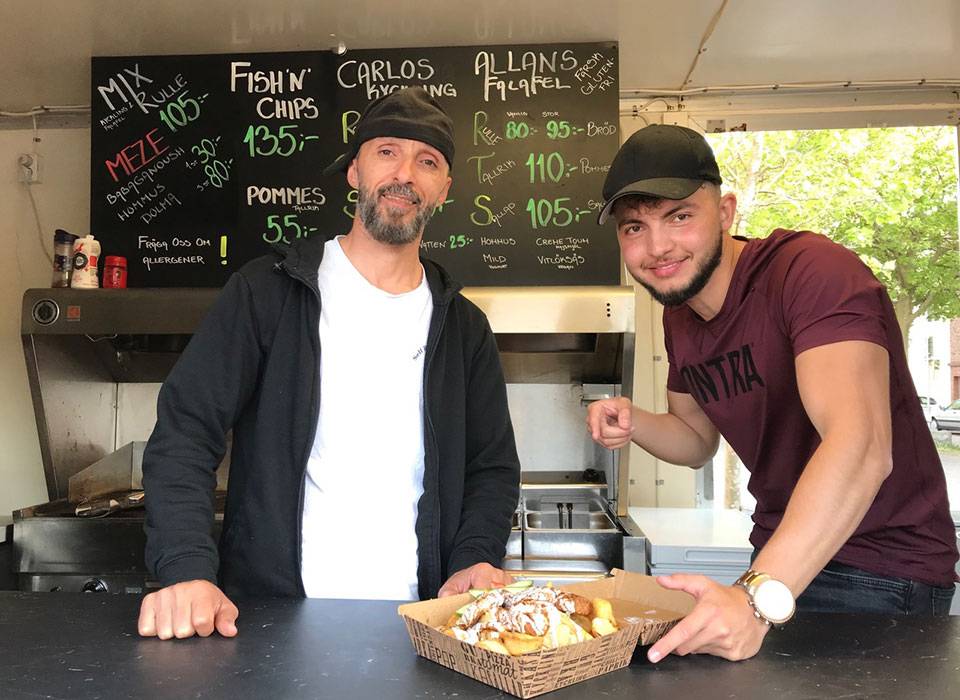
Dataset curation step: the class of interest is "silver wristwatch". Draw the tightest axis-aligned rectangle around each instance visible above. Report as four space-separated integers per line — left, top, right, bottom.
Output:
734 570 796 626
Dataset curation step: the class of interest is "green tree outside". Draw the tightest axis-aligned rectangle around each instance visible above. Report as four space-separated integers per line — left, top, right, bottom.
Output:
707 127 960 351
704 127 959 509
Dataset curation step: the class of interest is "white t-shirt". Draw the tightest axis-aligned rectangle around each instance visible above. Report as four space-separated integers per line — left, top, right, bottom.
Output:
300 237 432 600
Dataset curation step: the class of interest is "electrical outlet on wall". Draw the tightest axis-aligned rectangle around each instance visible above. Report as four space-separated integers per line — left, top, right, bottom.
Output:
18 153 42 184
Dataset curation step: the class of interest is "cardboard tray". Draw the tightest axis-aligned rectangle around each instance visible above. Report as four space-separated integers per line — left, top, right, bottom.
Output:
398 569 694 698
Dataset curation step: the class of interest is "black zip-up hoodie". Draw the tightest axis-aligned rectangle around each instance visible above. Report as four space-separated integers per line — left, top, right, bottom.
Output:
142 235 520 600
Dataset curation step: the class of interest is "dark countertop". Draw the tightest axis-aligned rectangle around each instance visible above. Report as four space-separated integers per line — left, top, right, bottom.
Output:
0 592 958 699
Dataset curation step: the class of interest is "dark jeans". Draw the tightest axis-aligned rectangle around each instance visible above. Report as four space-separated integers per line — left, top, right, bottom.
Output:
750 551 955 616
797 561 955 616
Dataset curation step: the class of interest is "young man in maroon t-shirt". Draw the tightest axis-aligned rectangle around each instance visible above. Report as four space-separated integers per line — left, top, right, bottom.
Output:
587 124 958 663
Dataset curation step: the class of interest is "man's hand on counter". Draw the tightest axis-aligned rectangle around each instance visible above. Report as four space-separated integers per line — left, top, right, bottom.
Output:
437 563 514 597
138 580 239 640
585 396 634 449
646 574 769 663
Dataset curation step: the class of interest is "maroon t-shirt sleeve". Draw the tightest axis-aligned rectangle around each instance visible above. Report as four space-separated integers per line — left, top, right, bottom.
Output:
777 236 890 356
663 316 688 393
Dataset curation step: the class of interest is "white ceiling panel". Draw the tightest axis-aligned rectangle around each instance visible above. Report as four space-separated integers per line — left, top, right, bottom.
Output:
691 0 960 87
1 0 958 112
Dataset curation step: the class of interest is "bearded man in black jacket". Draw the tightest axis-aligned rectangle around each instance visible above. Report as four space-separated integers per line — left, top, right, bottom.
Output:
138 88 520 641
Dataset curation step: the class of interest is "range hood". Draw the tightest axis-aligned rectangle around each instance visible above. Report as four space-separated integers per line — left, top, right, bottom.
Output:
467 286 635 386
23 286 636 385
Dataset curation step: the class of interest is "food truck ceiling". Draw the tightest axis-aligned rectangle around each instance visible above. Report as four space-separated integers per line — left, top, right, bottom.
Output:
1 0 959 123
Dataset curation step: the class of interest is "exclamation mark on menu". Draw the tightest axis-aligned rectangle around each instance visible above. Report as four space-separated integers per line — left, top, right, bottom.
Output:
220 235 227 265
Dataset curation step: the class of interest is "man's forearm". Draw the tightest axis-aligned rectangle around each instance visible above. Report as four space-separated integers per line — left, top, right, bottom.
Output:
631 406 719 467
751 431 891 596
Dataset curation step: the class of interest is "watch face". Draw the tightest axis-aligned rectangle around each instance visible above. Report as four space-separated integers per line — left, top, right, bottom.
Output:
753 579 795 623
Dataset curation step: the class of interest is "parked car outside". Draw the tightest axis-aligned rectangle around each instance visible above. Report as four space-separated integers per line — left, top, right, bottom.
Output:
930 399 960 432
919 396 940 424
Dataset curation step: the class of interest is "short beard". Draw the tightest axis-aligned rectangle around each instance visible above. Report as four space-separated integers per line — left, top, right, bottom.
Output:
357 182 434 245
637 227 723 307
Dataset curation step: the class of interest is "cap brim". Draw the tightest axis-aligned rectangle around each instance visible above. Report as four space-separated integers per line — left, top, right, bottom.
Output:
322 150 355 177
597 177 705 225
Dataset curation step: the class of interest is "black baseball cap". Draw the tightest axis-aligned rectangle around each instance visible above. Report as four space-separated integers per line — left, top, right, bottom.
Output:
597 124 722 224
323 87 455 176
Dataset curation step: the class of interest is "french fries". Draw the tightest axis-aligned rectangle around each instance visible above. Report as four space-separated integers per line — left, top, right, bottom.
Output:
436 584 620 657
591 616 617 637
476 638 511 655
591 597 614 621
500 631 545 655
570 613 593 634
590 598 617 636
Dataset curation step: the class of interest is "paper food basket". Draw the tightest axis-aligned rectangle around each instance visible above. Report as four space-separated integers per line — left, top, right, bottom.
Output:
398 569 694 698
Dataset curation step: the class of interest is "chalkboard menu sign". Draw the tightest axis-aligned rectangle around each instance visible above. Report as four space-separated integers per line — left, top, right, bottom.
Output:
90 42 620 287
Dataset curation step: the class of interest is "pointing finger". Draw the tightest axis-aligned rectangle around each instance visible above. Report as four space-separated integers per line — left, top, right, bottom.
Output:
648 606 710 663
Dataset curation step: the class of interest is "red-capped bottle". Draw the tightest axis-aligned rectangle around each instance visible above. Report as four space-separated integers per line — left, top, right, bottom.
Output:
102 256 127 289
